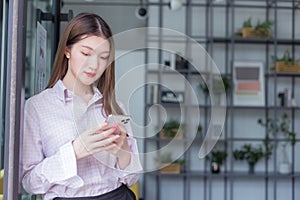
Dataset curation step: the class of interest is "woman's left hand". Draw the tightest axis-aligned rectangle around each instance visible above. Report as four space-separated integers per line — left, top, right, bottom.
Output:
107 126 131 169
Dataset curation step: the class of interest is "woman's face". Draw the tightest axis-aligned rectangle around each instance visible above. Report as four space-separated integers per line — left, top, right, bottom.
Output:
65 35 110 87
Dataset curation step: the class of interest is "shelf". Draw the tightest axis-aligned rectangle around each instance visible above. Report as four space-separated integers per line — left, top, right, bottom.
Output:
146 171 300 178
144 1 300 199
146 103 300 110
266 73 300 77
210 37 300 45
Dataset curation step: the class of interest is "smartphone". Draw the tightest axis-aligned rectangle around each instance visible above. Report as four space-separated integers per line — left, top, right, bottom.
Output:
105 114 131 134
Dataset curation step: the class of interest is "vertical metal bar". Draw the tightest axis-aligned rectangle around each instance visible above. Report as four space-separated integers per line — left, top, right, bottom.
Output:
143 1 149 199
273 1 278 200
0 0 8 170
291 2 295 200
51 0 61 68
4 0 27 199
204 1 209 199
184 1 191 200
264 0 271 200
265 1 270 200
157 1 163 200
230 0 235 200
224 1 229 199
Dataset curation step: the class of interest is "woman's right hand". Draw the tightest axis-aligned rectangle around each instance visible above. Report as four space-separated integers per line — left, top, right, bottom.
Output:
72 122 120 160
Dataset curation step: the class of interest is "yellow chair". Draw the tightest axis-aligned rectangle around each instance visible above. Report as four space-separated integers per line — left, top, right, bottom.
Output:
130 182 139 200
0 169 4 200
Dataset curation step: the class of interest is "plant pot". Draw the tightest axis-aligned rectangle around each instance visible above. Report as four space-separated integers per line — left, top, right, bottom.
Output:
279 162 291 174
160 163 181 174
211 161 220 174
278 145 291 174
248 163 255 174
160 128 183 139
271 61 300 73
241 27 271 38
241 27 257 38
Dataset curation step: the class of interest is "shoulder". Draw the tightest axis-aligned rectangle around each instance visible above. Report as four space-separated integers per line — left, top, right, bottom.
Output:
26 89 50 103
25 88 56 110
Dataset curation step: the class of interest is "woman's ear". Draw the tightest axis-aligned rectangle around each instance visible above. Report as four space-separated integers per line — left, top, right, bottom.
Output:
65 48 70 59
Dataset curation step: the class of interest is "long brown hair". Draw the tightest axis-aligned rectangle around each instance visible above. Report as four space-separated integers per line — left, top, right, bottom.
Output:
47 13 123 116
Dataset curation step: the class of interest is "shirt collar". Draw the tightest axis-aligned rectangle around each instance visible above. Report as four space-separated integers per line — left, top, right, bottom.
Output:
52 80 103 103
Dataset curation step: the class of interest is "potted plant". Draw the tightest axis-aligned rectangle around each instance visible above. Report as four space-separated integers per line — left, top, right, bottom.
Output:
160 119 184 139
270 50 300 73
240 17 256 38
253 19 273 38
199 75 231 95
236 17 272 38
155 153 185 174
258 113 296 174
207 150 228 173
233 144 265 174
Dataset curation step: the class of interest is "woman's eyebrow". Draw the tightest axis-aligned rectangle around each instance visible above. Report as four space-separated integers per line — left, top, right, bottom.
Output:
81 45 110 54
81 45 93 50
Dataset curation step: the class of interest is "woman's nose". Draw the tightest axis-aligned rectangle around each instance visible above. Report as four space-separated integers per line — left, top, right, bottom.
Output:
86 55 98 70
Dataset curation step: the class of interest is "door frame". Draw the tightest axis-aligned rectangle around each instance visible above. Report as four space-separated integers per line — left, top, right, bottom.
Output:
3 0 27 199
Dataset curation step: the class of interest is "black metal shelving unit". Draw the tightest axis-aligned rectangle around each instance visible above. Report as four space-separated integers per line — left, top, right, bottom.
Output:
143 0 300 200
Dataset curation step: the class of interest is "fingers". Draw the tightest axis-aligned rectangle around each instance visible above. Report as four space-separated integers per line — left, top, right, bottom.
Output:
87 121 110 135
90 133 120 149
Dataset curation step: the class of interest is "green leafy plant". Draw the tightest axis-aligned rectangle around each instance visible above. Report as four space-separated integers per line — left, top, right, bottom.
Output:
233 144 265 166
161 120 183 138
243 17 253 28
199 75 231 95
254 19 273 37
236 18 272 38
208 150 228 165
155 152 172 163
271 50 300 65
258 113 296 147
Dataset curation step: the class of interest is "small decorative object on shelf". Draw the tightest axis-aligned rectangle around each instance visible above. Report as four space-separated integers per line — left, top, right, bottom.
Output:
270 50 300 73
277 88 292 107
233 144 265 174
175 53 188 70
160 90 184 104
258 113 296 174
236 17 272 39
279 144 291 174
160 120 184 139
233 61 265 106
155 153 185 174
207 150 228 174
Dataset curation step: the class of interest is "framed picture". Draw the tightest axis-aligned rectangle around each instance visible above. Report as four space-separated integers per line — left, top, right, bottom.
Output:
233 61 265 106
160 90 184 104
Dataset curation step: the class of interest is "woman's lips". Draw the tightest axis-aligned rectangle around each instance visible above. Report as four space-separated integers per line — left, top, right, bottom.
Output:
85 72 96 78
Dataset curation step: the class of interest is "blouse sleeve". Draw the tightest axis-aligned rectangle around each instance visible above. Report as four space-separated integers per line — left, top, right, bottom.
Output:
21 99 83 194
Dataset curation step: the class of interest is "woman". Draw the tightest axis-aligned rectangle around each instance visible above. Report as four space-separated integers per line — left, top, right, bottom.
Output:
22 13 141 200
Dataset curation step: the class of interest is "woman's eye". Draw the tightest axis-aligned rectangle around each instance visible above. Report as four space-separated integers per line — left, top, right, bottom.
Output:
100 56 109 60
81 52 90 56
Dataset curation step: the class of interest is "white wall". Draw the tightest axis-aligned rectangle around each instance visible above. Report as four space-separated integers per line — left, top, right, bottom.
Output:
61 1 300 199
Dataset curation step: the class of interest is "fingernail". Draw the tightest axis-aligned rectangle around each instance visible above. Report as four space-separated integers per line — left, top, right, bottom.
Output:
114 125 119 130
